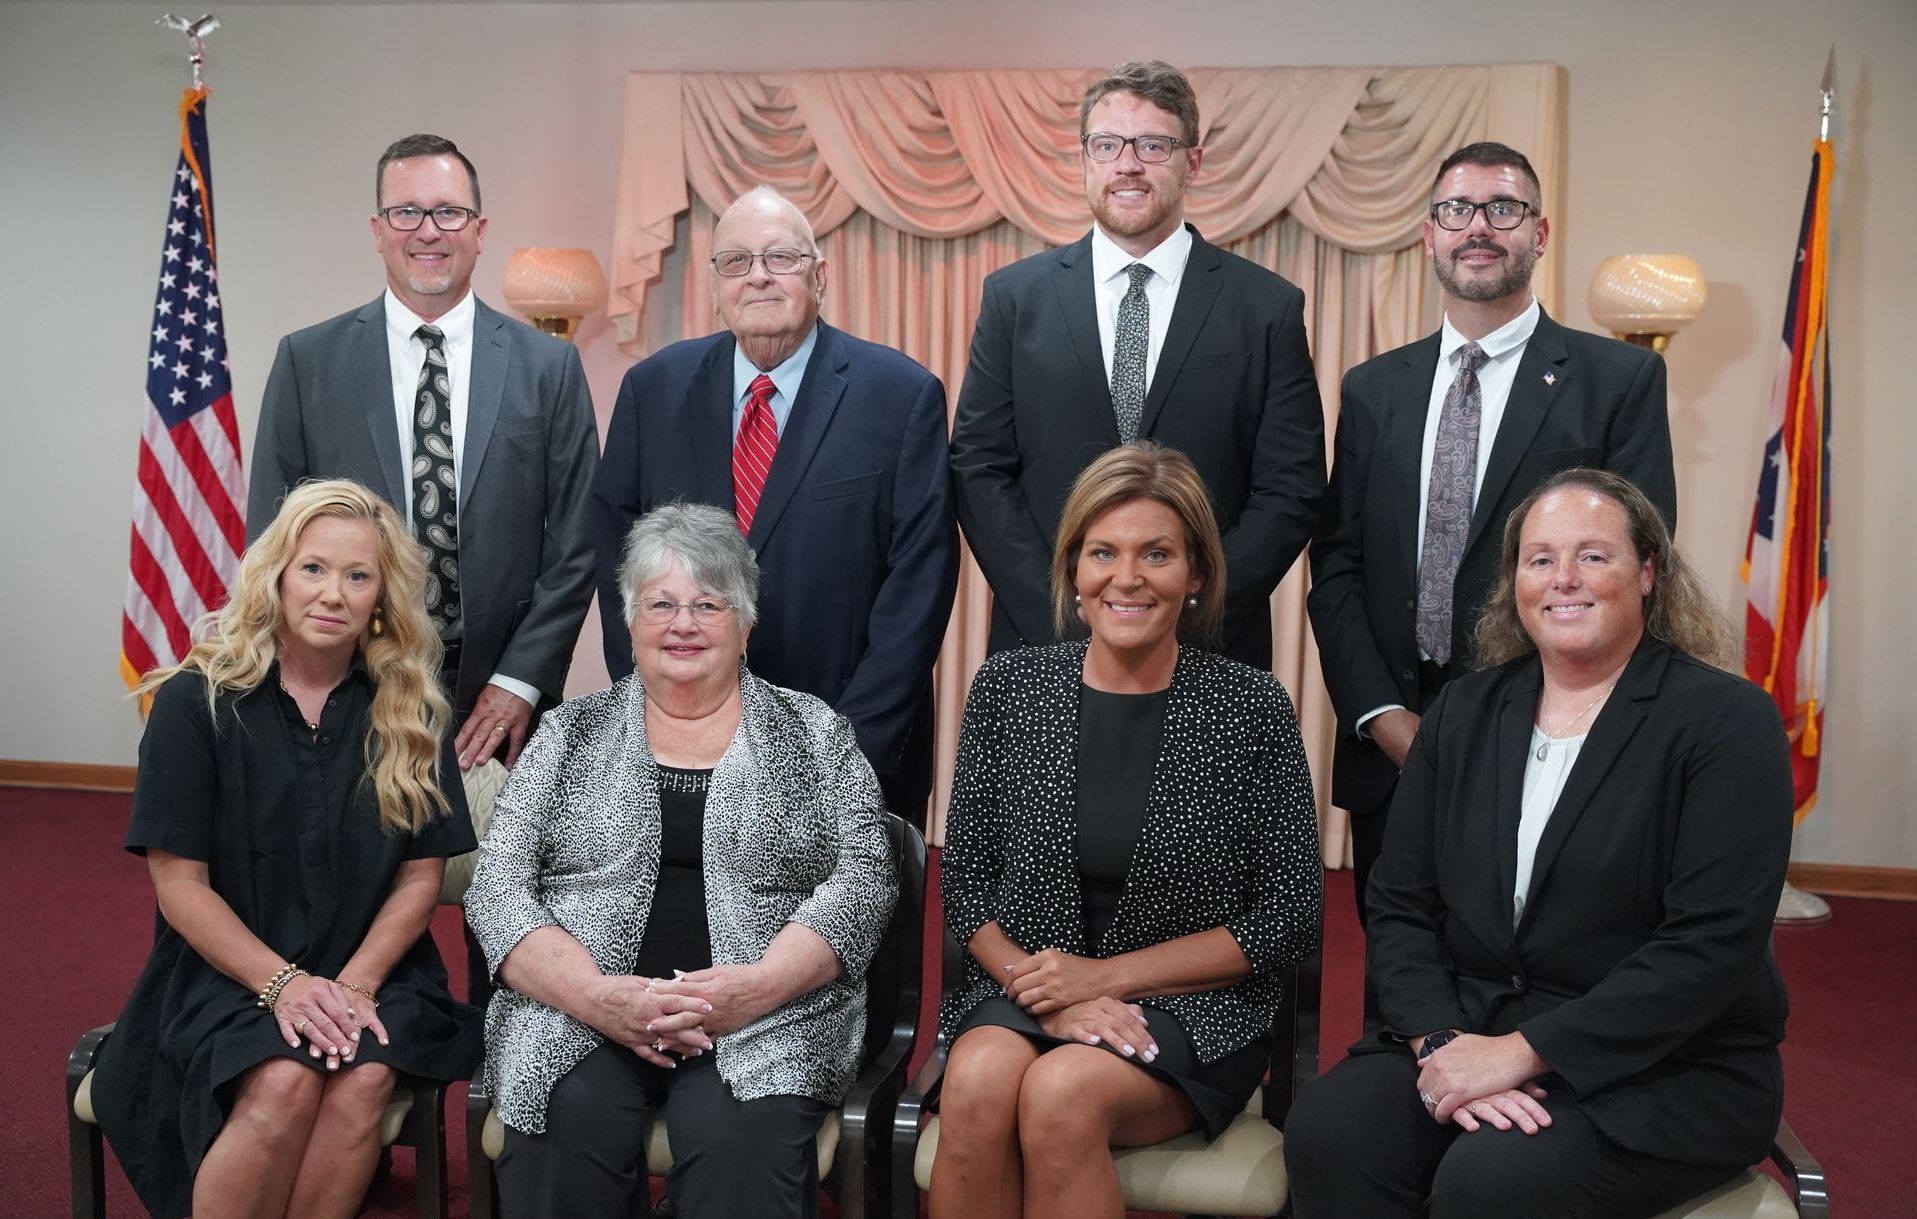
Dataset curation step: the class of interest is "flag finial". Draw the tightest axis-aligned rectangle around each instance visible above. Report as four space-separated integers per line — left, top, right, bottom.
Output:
156 13 220 90
1819 46 1835 141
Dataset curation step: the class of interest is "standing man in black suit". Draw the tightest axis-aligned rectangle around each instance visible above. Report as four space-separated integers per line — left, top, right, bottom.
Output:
249 134 599 771
591 187 958 824
1309 141 1677 946
951 60 1323 669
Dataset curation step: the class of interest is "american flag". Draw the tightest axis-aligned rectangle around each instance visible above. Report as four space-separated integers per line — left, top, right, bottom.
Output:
121 86 245 688
1742 138 1832 825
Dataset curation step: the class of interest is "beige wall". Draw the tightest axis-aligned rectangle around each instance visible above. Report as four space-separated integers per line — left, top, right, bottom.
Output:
2 0 1910 867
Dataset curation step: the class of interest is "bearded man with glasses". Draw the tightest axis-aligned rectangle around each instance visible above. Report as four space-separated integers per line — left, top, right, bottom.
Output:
1308 141 1677 1020
249 132 599 772
590 186 958 829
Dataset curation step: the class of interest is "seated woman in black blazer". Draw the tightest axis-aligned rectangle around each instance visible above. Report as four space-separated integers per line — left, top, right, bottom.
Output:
929 442 1322 1219
1285 468 1794 1219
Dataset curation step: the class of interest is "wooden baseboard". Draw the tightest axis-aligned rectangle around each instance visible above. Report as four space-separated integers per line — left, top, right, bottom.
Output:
1788 862 1917 902
0 760 136 793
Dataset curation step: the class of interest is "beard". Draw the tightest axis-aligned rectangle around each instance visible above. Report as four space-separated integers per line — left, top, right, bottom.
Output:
1434 237 1538 303
1092 182 1181 242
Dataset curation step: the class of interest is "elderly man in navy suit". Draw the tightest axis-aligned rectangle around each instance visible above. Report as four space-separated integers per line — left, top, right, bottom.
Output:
1308 142 1676 1012
591 187 958 825
249 133 599 772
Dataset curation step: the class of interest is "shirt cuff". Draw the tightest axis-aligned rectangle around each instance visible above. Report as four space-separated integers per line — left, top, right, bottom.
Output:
1354 704 1407 738
487 674 542 708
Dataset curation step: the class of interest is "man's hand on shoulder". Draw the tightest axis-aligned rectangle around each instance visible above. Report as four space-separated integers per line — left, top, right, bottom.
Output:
456 684 534 770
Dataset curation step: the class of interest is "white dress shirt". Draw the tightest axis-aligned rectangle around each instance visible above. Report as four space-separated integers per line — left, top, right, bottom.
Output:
730 323 819 440
1089 222 1193 396
381 288 537 706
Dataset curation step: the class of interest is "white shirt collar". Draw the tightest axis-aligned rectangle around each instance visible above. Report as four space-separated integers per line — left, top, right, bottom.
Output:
1438 296 1540 365
1090 222 1194 290
383 287 476 343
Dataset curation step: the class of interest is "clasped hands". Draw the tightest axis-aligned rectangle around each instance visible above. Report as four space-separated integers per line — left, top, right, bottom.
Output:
597 965 767 1069
1415 1031 1553 1135
1002 947 1159 1065
273 974 387 1071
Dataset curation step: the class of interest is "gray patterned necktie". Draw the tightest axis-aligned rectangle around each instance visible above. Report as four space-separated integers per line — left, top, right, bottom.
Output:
412 324 460 637
1415 341 1489 665
1110 262 1153 441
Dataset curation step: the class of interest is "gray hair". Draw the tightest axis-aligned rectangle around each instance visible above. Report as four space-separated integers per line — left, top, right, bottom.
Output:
618 502 760 630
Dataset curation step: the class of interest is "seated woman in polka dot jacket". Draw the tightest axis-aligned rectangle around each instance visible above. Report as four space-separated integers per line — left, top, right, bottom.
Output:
929 442 1323 1219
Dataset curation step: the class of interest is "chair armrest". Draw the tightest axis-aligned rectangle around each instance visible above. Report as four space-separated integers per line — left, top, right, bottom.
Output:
891 1040 948 1219
1769 1117 1828 1218
67 1024 115 1097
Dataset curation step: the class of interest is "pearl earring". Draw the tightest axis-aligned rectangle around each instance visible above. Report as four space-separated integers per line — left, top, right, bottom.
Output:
1074 594 1082 605
1187 596 1198 607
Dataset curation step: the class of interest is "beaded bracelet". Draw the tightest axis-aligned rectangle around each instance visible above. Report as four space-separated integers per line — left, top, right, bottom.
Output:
336 979 380 1007
256 962 307 1012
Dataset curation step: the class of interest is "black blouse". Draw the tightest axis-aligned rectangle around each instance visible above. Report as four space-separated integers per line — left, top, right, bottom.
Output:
632 764 714 978
1075 684 1168 950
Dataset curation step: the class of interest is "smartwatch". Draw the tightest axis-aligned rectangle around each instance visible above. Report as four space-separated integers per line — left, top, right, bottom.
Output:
1416 1028 1460 1060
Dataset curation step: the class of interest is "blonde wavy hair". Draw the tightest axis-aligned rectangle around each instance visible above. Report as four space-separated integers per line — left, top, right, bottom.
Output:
1473 468 1737 670
136 479 451 834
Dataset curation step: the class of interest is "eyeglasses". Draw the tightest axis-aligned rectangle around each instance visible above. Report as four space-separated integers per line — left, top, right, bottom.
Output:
636 597 737 624
1429 198 1537 231
378 205 480 232
1082 133 1190 164
710 248 816 277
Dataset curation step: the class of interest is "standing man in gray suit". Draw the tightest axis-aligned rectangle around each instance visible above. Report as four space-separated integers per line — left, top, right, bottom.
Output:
248 133 599 771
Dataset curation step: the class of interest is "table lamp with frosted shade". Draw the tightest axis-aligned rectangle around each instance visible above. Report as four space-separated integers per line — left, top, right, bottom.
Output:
500 248 607 343
1587 254 1707 353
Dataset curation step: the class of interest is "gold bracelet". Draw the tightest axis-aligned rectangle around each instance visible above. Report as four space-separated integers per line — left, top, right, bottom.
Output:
336 979 380 1006
256 963 307 1012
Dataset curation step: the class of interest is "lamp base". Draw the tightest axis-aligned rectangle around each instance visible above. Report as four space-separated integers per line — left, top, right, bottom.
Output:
1613 332 1673 353
526 315 580 342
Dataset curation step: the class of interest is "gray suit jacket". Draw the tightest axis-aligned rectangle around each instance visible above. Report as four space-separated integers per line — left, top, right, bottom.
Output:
248 295 599 718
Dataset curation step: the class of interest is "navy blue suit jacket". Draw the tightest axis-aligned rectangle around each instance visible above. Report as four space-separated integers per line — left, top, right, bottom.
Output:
591 322 958 818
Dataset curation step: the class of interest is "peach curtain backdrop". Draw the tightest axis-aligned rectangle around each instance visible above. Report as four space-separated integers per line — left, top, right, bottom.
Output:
608 65 1566 855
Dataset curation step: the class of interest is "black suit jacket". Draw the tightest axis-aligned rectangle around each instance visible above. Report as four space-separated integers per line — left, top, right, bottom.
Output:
1308 309 1675 814
590 322 958 817
1363 640 1791 1168
950 227 1324 669
248 296 599 720
939 642 1322 1062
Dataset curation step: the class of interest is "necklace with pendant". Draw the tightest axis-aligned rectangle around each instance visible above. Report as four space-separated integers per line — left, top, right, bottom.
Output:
279 680 319 734
1535 682 1616 760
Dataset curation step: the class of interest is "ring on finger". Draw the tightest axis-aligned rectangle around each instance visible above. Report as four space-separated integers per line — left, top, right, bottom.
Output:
652 1038 667 1052
492 725 505 735
1420 1091 1437 1108
296 1019 311 1034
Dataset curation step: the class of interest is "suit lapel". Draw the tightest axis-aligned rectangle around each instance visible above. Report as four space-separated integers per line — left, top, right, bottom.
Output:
1390 335 1444 580
748 324 848 550
1492 661 1540 948
1467 310 1569 555
461 299 511 504
1052 237 1123 445
1138 228 1223 438
353 298 405 504
1518 643 1664 924
690 336 736 507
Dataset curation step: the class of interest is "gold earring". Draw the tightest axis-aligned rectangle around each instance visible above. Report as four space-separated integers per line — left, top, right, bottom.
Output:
370 605 385 637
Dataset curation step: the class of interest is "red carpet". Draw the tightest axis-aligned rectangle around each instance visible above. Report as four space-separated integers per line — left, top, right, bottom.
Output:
3 787 1909 1216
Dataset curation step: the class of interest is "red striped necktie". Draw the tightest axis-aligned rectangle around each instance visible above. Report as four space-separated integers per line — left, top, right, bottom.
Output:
732 373 779 535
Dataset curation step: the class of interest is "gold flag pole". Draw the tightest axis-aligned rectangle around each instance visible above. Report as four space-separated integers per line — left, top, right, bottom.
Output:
1775 46 1836 928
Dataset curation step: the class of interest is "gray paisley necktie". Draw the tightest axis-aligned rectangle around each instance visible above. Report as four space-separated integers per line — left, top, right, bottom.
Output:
1414 341 1489 665
412 324 460 637
1110 262 1153 442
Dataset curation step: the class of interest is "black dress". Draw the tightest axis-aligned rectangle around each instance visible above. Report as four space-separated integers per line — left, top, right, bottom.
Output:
91 662 484 1219
954 684 1267 1139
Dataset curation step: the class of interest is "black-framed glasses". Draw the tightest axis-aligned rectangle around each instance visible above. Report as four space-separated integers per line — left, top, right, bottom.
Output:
378 205 479 232
1082 132 1190 164
710 248 816 277
637 597 737 624
1429 198 1537 231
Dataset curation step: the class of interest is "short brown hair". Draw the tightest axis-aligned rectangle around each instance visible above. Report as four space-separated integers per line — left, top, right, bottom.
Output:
1473 468 1735 669
1431 141 1542 209
1079 60 1200 147
376 133 481 213
1051 443 1226 646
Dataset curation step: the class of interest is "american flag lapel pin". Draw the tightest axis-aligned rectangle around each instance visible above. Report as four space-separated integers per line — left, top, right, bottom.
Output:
1543 371 1557 386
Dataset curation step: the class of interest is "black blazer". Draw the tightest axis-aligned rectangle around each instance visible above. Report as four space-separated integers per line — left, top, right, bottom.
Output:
250 297 600 720
590 322 958 817
950 227 1324 669
939 642 1322 1062
1307 309 1676 814
1363 639 1791 1169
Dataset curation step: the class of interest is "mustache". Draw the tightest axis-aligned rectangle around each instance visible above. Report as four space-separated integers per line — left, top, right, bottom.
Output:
1453 238 1503 258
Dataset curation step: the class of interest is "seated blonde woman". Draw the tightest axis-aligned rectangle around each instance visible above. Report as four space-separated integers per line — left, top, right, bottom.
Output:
465 501 897 1218
92 479 481 1219
930 443 1322 1219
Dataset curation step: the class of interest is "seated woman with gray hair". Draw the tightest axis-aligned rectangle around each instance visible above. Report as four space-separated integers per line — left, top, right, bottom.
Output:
464 501 897 1219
